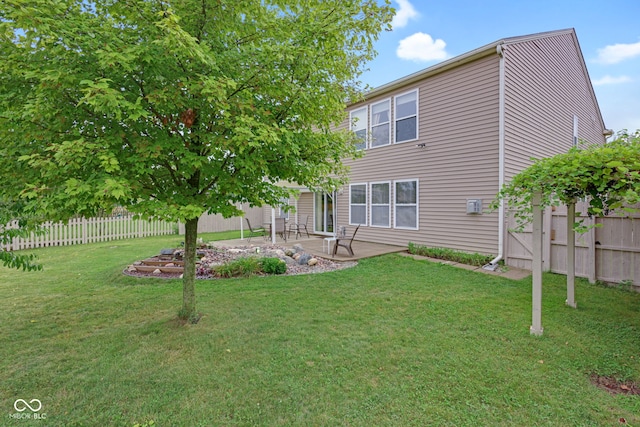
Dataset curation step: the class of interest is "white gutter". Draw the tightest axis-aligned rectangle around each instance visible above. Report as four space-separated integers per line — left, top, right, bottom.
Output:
485 43 506 270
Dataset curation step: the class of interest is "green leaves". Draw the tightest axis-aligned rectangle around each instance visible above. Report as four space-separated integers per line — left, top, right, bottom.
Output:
0 0 394 301
494 130 640 231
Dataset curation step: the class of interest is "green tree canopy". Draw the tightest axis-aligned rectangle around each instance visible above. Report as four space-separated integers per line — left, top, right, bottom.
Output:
493 130 640 231
0 0 393 320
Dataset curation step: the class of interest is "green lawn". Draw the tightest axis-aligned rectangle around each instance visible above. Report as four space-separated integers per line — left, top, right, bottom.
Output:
1 232 639 426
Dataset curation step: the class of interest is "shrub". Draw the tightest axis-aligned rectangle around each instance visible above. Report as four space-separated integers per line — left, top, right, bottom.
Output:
213 257 262 278
408 242 494 267
260 257 287 275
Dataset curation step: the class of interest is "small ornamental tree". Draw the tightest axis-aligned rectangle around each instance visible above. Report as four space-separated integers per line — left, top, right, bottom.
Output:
492 130 640 232
0 0 394 321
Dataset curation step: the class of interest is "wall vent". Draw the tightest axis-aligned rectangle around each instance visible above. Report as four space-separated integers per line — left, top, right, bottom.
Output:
466 199 483 214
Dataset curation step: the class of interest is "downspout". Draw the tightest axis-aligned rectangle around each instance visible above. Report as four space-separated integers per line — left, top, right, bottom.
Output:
484 43 506 270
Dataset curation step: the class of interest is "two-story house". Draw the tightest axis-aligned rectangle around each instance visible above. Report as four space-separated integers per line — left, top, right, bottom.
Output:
282 28 610 266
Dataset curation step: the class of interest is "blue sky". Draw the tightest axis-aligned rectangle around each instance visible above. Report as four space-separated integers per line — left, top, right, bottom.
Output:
360 0 640 134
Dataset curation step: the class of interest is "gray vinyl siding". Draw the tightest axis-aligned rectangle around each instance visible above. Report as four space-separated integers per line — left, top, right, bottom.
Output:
503 32 606 181
295 192 314 229
340 54 501 255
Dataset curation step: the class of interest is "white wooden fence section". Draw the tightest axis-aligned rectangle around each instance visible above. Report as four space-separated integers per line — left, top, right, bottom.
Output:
3 215 176 251
506 204 640 287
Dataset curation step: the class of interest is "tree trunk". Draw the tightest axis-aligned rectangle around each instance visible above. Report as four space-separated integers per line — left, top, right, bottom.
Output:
180 217 198 322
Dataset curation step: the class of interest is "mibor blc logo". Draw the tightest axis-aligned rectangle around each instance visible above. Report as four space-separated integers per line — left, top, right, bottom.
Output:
9 399 46 420
14 399 42 412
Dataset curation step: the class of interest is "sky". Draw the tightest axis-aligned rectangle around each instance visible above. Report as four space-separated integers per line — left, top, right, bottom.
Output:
360 0 640 134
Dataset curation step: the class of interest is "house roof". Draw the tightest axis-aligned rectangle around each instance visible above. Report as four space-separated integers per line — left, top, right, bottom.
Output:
359 28 608 133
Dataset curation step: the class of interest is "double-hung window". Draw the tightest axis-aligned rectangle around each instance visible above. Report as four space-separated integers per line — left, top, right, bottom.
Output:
370 182 390 227
395 90 418 143
370 99 390 148
394 180 418 229
349 183 367 225
350 107 368 150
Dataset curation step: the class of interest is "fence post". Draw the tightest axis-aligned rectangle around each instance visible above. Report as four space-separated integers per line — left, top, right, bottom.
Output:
531 190 544 336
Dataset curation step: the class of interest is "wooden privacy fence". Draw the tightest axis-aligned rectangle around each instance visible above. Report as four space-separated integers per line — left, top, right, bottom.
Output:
177 205 264 234
3 215 177 251
506 203 640 287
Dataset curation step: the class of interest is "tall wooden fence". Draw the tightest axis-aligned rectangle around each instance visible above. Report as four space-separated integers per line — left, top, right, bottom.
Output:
506 203 640 287
3 215 177 251
177 205 264 234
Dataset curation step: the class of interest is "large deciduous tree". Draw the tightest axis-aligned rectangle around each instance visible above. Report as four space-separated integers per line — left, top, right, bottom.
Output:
0 0 393 321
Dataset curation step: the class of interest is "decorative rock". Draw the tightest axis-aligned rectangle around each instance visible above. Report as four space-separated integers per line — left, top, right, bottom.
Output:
298 253 312 265
228 248 245 254
292 244 304 253
133 261 143 266
307 258 318 266
165 263 175 267
160 248 174 256
292 253 301 260
128 265 137 272
285 249 294 257
179 274 184 279
152 268 162 274
273 249 285 258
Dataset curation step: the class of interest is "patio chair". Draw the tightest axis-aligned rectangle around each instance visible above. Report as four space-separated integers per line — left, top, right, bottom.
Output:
269 217 288 241
245 218 266 243
332 224 360 257
288 215 310 239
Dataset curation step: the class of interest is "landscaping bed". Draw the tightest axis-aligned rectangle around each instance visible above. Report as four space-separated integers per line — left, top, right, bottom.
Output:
124 243 356 279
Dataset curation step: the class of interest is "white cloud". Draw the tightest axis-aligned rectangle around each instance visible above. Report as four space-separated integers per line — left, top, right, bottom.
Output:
592 75 633 86
391 0 419 29
396 32 449 62
595 41 640 64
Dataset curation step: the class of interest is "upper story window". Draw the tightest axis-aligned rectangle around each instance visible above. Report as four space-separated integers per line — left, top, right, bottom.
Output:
370 99 390 148
350 107 368 150
395 90 418 143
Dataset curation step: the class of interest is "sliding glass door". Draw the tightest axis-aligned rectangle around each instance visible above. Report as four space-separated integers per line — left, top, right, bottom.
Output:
314 192 334 235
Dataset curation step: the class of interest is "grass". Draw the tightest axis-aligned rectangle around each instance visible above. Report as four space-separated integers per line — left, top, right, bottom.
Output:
1 232 639 426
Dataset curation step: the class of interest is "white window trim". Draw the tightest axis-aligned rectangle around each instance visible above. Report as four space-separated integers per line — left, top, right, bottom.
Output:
393 179 419 230
573 115 579 147
370 181 391 228
349 183 368 226
394 89 419 144
350 106 368 150
370 98 391 149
